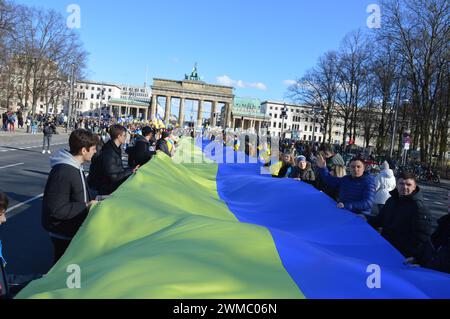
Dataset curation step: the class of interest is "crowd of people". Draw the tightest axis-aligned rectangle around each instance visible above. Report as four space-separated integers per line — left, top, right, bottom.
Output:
0 126 449 297
42 123 179 263
264 137 449 274
204 129 449 274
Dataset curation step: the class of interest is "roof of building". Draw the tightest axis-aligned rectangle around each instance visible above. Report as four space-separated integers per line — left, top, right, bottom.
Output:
232 97 270 120
261 100 310 108
77 80 122 89
108 98 149 107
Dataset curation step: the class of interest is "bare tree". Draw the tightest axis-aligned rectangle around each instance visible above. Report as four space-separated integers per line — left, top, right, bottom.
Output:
0 0 18 111
381 0 449 162
358 75 381 148
366 33 399 154
8 5 88 115
287 51 339 143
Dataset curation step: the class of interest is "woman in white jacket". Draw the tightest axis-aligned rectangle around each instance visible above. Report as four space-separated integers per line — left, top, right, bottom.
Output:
374 161 397 213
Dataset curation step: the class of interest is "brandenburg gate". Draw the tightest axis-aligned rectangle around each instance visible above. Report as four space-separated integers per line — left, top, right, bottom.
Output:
150 71 234 128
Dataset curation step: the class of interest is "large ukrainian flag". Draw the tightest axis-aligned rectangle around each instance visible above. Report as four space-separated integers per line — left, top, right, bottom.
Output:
16 138 450 299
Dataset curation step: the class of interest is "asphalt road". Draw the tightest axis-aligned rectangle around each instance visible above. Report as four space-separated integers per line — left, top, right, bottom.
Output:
0 132 72 278
0 132 448 281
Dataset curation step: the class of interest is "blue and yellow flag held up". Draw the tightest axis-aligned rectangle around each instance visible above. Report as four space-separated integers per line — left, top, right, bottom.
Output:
16 138 450 299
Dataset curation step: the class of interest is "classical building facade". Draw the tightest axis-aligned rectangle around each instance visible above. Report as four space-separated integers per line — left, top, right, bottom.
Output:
72 80 121 117
263 100 376 146
108 98 149 119
0 55 67 115
150 78 234 128
228 97 271 133
120 85 151 103
263 101 325 141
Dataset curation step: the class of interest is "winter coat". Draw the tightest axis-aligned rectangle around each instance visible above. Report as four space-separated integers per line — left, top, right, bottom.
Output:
289 163 316 185
134 135 156 167
319 167 376 215
95 140 133 196
417 214 450 274
42 149 91 239
43 123 56 136
367 188 434 260
276 164 293 178
374 169 397 205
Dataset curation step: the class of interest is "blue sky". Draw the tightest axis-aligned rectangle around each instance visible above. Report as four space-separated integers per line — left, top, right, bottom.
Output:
17 0 379 101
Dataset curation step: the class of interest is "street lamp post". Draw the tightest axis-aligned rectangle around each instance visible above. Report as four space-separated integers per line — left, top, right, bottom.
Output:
67 63 75 131
281 104 287 139
311 106 317 143
389 78 403 159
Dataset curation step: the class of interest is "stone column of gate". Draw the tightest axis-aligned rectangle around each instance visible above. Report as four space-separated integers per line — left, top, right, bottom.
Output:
226 102 233 128
178 98 185 127
222 103 228 128
197 99 203 127
150 95 157 121
211 101 217 127
165 96 172 123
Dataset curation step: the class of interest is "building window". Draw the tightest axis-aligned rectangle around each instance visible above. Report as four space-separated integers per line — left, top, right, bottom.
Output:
304 125 308 131
91 94 94 99
304 135 307 140
310 126 313 132
91 87 94 90
274 114 278 119
279 123 282 128
315 127 318 132
273 122 276 128
109 89 112 92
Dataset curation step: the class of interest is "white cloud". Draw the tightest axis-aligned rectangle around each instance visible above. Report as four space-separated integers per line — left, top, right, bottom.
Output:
283 80 297 86
216 75 267 91
236 80 246 88
216 75 234 87
249 82 267 90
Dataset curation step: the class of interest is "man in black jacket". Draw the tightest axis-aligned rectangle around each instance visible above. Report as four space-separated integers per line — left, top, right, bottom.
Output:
133 126 156 167
364 172 433 260
96 125 138 196
42 120 56 154
42 129 99 264
406 213 450 274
